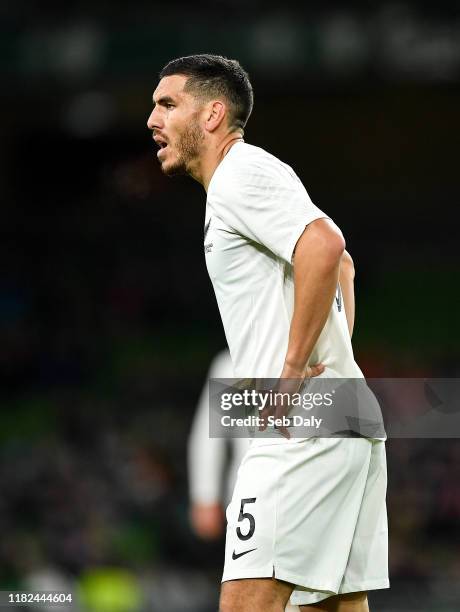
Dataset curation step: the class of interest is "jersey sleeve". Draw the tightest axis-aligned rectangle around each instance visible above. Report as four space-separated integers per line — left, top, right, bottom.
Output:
211 156 329 263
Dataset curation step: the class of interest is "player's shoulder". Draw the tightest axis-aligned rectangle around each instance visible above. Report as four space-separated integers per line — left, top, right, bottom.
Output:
226 142 293 177
209 141 303 199
228 141 275 162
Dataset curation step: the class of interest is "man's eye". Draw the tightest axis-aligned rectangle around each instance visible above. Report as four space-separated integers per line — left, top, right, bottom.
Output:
166 103 174 109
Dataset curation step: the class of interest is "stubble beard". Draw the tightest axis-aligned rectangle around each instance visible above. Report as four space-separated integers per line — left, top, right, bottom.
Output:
161 118 205 177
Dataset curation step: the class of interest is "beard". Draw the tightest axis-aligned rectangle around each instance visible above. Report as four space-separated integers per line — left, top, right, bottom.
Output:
161 118 204 177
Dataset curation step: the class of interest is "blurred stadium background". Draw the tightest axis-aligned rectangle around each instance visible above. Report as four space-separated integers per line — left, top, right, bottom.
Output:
1 1 459 610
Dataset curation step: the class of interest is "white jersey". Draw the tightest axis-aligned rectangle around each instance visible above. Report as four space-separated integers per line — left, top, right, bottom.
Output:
205 141 363 380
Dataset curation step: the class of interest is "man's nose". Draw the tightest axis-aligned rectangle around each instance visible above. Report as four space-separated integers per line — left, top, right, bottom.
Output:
147 108 161 130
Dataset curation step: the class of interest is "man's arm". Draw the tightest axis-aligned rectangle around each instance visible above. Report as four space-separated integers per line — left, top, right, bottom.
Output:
281 218 345 379
188 354 229 540
339 250 355 337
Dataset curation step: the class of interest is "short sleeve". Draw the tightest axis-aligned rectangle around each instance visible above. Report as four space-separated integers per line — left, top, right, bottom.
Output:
209 152 329 263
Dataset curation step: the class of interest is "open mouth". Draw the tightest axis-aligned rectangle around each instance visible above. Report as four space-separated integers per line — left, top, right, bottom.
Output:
154 137 169 159
154 135 168 149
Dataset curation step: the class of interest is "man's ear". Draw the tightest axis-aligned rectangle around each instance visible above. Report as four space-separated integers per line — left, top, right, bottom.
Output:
204 100 227 133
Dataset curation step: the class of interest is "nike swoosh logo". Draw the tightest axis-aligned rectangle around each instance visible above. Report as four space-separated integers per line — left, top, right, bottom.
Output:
232 548 257 560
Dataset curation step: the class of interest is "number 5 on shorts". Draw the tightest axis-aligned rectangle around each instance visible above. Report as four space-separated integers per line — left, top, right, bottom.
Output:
236 498 256 541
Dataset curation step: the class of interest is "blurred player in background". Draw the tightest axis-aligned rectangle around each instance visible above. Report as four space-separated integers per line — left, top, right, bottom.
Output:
148 54 388 612
188 349 299 612
188 349 248 541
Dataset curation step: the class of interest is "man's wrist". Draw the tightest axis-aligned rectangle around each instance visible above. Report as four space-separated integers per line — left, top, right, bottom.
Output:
281 360 306 379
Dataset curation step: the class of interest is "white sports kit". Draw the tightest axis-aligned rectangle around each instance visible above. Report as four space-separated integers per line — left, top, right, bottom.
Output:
204 142 389 605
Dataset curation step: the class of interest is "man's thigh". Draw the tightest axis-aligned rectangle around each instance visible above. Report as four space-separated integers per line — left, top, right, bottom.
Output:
299 592 369 612
220 577 293 612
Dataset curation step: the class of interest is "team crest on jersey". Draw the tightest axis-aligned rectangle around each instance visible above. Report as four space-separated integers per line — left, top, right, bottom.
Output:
204 217 213 253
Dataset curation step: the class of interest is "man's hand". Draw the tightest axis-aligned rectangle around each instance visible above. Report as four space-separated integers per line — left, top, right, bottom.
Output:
190 502 225 540
258 364 325 439
280 362 325 381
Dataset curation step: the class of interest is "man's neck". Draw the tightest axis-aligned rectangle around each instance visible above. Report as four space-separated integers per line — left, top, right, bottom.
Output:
188 133 244 192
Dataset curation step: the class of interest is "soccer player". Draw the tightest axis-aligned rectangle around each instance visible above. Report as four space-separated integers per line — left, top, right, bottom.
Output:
147 55 388 612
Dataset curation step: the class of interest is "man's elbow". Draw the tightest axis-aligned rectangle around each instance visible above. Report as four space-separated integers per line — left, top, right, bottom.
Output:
340 250 355 280
311 220 345 267
295 219 345 270
326 232 346 264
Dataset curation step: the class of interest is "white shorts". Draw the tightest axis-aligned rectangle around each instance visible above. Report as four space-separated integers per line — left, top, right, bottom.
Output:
222 437 389 606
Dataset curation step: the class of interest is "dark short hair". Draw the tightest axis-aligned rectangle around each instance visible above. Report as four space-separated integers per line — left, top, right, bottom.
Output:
159 54 254 131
